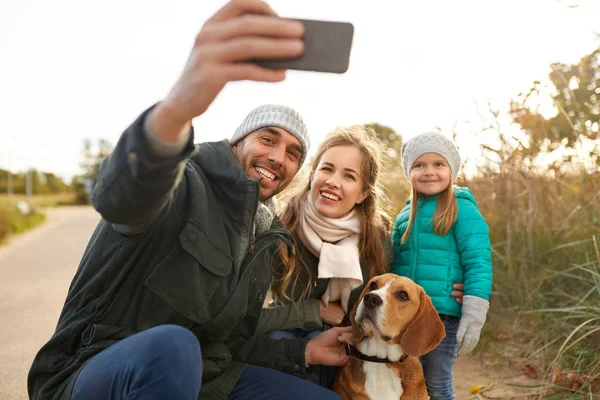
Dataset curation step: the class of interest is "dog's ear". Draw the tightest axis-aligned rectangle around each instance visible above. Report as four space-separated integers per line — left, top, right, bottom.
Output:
349 287 366 343
400 286 446 357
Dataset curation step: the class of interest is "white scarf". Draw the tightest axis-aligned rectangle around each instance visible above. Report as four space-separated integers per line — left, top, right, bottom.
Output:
297 194 363 312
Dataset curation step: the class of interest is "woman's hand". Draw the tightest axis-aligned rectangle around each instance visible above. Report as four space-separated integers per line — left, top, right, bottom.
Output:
319 301 345 325
452 283 464 304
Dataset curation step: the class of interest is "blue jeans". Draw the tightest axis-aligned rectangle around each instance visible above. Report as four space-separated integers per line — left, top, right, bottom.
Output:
230 365 341 400
71 324 339 400
71 325 202 400
420 315 460 400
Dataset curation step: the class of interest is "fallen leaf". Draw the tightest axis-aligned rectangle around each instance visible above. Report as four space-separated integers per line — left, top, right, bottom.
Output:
493 331 511 341
551 366 564 385
469 385 483 394
521 363 538 379
565 372 584 391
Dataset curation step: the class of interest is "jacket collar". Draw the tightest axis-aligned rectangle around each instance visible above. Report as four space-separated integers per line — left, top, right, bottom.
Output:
193 140 258 214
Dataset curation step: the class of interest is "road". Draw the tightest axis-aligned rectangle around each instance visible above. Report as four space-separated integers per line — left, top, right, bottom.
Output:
0 206 100 400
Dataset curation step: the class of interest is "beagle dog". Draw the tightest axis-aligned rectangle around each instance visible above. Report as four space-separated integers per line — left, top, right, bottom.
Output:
333 273 446 400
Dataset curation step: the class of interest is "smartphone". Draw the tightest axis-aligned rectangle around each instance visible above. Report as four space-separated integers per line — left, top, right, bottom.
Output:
253 18 354 74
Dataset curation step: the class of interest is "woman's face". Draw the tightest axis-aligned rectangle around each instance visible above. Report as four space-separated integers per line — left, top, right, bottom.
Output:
310 144 368 219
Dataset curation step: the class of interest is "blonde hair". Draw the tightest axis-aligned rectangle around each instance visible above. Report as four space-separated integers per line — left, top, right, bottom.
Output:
401 181 458 244
273 125 391 302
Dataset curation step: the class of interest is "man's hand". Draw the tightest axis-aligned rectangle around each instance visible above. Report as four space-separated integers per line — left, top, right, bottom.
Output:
305 326 352 367
319 301 345 325
149 0 305 142
451 283 464 304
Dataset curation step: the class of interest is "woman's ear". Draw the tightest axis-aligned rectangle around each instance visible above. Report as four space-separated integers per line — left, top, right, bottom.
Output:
356 191 369 205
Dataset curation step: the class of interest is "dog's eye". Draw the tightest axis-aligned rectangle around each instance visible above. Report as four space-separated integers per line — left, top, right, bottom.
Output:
396 291 409 301
369 281 377 291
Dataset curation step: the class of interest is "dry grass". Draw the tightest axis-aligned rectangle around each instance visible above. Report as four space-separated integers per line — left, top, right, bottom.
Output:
466 171 600 399
380 167 600 398
1 192 78 207
0 192 78 244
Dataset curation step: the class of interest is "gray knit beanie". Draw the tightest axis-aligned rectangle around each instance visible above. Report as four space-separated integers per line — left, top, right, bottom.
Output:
231 104 310 167
401 131 461 181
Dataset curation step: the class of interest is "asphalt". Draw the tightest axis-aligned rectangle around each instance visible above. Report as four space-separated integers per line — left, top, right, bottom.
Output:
0 206 99 400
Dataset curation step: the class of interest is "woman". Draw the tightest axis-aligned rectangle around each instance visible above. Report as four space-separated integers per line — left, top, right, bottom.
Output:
256 125 392 386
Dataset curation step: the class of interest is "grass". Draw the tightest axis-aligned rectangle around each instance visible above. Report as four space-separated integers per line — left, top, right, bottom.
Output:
2 192 79 207
0 202 45 244
0 194 78 244
469 180 600 400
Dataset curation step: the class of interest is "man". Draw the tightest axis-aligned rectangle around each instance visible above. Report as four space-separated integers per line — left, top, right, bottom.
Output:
27 1 350 399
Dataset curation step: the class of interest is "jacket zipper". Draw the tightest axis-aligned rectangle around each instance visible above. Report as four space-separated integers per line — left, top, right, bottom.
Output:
246 229 290 263
208 229 291 325
411 199 420 280
247 179 261 255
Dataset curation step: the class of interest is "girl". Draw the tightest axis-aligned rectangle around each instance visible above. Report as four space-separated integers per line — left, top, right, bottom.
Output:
391 131 493 400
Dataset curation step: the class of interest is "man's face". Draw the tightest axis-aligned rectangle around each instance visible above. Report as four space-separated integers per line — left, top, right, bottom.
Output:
232 127 303 201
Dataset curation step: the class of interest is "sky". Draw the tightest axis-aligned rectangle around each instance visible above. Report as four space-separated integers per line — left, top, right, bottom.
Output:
1 0 598 180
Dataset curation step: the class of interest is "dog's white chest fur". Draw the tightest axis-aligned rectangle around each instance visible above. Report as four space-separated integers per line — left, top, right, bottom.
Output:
363 362 403 399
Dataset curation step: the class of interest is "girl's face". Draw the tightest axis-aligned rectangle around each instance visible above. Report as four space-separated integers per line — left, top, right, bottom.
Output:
410 152 452 196
310 145 368 219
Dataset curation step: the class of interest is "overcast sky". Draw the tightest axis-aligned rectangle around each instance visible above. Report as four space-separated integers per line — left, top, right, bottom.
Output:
1 0 598 179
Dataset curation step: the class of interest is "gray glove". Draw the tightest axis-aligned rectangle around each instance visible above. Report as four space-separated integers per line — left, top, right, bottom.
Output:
456 295 489 356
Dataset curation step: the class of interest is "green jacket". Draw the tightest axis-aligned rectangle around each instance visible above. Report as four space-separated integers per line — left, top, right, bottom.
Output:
28 108 309 400
391 186 492 317
257 232 393 334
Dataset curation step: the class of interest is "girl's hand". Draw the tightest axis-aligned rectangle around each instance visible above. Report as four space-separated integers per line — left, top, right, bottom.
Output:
457 296 489 356
319 301 345 325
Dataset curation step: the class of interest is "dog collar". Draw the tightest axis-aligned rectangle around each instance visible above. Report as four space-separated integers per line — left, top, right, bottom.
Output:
345 344 408 364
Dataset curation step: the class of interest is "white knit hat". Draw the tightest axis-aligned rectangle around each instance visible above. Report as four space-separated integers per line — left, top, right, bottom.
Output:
231 104 310 167
401 132 461 181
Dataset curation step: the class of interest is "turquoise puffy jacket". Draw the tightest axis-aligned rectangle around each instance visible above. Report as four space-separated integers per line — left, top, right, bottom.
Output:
391 186 492 318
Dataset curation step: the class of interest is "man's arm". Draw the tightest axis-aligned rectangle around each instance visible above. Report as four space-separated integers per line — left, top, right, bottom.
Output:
145 0 305 144
230 326 351 377
92 107 195 235
255 299 323 336
93 0 305 234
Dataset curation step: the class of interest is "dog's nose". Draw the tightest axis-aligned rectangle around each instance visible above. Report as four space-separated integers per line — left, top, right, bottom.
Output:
363 293 383 309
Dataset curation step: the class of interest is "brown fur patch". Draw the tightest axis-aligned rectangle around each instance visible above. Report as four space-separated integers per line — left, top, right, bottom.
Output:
334 273 446 399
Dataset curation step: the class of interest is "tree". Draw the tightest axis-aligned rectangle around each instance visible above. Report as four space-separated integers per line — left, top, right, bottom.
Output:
0 168 70 195
362 123 408 215
509 47 600 167
73 139 114 203
363 123 403 173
